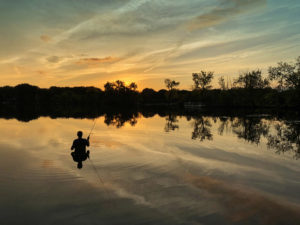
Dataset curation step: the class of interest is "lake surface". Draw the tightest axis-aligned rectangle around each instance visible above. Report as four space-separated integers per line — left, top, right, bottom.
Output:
0 113 299 225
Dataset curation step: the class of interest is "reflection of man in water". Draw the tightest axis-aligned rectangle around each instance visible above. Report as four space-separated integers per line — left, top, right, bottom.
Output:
71 131 90 169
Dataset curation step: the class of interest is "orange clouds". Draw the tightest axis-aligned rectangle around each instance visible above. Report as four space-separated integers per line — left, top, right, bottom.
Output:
186 0 266 31
76 56 120 66
36 70 47 75
40 35 52 43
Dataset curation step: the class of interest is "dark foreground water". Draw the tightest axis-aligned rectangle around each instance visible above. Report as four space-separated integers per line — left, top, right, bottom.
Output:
0 113 299 225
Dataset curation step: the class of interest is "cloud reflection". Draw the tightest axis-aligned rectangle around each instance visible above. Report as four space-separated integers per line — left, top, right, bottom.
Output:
186 173 300 225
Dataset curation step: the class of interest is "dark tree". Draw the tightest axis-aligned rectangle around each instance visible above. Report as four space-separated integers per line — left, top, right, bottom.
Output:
164 79 180 90
104 82 115 92
218 76 226 90
128 82 138 91
233 70 269 89
192 71 214 90
114 80 126 92
268 56 300 90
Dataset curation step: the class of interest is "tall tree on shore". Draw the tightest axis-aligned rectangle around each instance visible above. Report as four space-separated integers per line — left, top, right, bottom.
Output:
114 80 126 92
128 82 138 91
104 80 138 92
268 56 300 90
104 82 115 92
234 70 269 89
192 71 214 90
218 76 226 90
164 79 180 90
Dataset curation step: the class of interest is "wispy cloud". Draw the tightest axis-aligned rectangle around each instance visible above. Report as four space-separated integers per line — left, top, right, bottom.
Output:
46 56 63 63
76 56 120 66
40 35 52 43
36 70 47 75
187 0 267 31
142 0 266 73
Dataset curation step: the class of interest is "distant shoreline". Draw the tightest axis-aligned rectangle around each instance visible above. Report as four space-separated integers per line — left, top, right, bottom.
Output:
0 83 299 111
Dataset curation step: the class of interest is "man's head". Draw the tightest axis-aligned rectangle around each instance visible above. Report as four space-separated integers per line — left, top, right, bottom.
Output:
77 131 83 138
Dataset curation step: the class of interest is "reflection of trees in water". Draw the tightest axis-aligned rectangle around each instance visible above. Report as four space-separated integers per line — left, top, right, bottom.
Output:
164 115 213 141
102 112 300 158
231 117 270 144
218 117 232 135
104 112 299 158
267 121 300 159
217 117 299 159
164 114 179 132
104 112 138 128
191 117 213 141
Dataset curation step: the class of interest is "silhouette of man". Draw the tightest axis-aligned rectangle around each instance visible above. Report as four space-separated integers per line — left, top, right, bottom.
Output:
71 131 90 169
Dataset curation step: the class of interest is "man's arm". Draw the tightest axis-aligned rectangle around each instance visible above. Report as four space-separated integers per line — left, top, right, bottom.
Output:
71 140 75 150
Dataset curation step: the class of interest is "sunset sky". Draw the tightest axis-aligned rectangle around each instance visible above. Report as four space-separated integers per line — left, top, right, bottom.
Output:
0 0 300 90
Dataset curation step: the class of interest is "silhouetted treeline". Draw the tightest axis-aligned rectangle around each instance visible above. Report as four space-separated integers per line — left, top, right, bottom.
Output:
1 83 299 110
1 57 300 109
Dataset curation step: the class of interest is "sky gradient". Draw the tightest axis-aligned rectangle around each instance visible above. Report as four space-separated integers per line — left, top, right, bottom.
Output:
0 0 300 90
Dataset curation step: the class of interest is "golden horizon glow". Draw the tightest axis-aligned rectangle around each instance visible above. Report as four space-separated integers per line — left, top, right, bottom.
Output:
0 0 300 90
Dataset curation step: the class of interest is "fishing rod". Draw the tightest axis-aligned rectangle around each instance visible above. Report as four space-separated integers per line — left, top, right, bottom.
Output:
87 118 97 138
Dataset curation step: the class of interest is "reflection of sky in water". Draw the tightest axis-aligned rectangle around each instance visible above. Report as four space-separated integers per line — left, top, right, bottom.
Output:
0 116 299 225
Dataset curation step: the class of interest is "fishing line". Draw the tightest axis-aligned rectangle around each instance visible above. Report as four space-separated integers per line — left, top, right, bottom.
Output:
88 156 116 207
86 117 116 206
88 157 105 186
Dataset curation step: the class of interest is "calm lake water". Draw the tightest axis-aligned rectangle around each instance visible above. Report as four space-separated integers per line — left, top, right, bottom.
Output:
0 113 299 225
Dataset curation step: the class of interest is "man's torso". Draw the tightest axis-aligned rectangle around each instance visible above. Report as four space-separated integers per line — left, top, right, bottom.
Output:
73 138 88 153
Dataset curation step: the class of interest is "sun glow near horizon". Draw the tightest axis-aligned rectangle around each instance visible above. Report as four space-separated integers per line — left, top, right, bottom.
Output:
0 0 300 90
